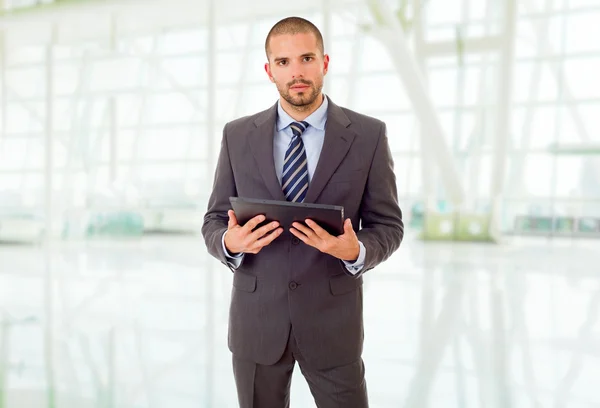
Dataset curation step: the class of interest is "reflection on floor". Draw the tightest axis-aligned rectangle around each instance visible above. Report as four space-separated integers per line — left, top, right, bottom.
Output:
0 232 599 407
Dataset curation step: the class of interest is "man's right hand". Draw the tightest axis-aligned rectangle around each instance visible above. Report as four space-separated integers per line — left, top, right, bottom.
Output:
224 210 283 255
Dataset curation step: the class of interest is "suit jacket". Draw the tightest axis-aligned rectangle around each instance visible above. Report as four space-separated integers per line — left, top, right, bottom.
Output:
202 96 404 370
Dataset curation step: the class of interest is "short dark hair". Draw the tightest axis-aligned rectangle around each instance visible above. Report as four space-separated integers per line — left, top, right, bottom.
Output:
265 17 324 59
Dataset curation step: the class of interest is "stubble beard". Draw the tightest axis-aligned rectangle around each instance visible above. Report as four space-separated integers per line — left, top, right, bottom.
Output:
277 79 323 112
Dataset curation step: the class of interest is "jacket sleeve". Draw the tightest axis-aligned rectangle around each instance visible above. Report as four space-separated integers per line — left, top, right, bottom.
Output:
354 122 404 276
201 123 241 271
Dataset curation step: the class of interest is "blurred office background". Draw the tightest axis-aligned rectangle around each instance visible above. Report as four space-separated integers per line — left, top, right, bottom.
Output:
0 0 599 406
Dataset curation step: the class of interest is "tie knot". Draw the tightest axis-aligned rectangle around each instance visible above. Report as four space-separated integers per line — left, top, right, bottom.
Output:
289 121 309 137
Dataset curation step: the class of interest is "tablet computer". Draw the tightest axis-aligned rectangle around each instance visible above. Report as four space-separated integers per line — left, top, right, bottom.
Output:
229 197 345 236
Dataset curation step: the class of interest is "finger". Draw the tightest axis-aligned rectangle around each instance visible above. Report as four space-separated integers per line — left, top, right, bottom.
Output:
253 227 283 249
243 214 266 233
305 219 329 239
228 210 238 229
250 221 280 241
343 218 355 236
291 221 313 237
290 227 310 243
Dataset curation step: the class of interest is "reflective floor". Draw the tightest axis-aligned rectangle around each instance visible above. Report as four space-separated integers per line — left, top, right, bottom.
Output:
0 231 599 407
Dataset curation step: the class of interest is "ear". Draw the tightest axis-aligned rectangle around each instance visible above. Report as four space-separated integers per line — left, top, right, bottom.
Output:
322 54 330 76
264 62 275 83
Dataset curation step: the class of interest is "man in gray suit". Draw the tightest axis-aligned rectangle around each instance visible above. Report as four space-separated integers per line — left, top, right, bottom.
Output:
202 16 403 408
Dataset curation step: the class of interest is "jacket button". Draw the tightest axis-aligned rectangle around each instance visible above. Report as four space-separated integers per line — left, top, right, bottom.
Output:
292 238 300 245
289 281 298 290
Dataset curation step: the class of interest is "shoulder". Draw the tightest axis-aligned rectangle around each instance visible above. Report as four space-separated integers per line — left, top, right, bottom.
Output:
223 113 257 134
341 106 384 127
336 105 386 138
223 105 274 136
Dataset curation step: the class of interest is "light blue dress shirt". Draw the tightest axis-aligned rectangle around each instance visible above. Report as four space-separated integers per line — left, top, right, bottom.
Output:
222 95 366 274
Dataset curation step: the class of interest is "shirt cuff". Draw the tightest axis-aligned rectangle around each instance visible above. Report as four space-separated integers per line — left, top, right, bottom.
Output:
222 230 244 269
342 240 366 275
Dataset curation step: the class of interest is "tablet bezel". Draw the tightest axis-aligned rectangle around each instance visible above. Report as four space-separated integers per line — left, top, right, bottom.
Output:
229 197 345 236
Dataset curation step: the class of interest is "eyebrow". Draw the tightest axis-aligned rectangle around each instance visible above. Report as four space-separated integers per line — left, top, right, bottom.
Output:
273 53 317 63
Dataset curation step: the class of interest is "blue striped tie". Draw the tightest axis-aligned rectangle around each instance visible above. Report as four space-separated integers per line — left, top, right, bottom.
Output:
282 121 309 202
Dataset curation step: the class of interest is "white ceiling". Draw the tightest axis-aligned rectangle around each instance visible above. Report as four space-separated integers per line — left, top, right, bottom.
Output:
0 0 363 47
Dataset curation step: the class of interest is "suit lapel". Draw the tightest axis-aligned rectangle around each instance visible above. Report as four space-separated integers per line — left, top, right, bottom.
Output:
247 97 357 203
248 102 287 201
304 97 356 204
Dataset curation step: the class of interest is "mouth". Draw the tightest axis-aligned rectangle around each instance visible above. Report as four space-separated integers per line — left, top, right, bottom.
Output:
290 84 310 91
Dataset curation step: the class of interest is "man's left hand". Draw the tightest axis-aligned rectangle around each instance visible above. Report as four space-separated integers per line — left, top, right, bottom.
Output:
290 218 360 262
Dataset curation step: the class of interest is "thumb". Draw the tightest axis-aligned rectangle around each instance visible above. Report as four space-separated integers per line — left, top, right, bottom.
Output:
344 218 354 234
228 210 238 229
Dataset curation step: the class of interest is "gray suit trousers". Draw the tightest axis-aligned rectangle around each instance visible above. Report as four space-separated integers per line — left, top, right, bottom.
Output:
232 327 369 408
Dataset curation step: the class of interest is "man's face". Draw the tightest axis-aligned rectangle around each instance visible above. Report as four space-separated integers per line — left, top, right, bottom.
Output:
265 32 329 109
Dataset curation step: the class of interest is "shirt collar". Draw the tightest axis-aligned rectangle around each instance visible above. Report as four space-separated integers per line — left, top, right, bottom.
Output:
276 94 328 132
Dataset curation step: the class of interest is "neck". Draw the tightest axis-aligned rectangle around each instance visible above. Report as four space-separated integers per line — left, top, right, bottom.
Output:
280 93 324 121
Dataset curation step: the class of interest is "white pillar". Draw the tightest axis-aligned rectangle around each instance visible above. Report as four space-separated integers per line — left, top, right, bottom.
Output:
232 23 254 118
43 25 57 408
412 0 436 212
205 1 217 406
0 316 8 408
0 29 5 147
108 97 117 184
44 25 57 241
490 271 511 407
489 0 517 237
109 14 118 185
107 327 116 408
322 0 332 56
367 0 466 206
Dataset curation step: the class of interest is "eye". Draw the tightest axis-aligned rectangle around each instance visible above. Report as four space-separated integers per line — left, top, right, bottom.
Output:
277 60 288 66
303 57 313 62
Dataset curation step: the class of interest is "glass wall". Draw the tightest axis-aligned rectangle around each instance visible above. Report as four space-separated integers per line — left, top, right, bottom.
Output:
0 0 598 238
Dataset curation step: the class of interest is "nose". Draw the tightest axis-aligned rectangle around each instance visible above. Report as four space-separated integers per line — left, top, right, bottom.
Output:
290 60 305 79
